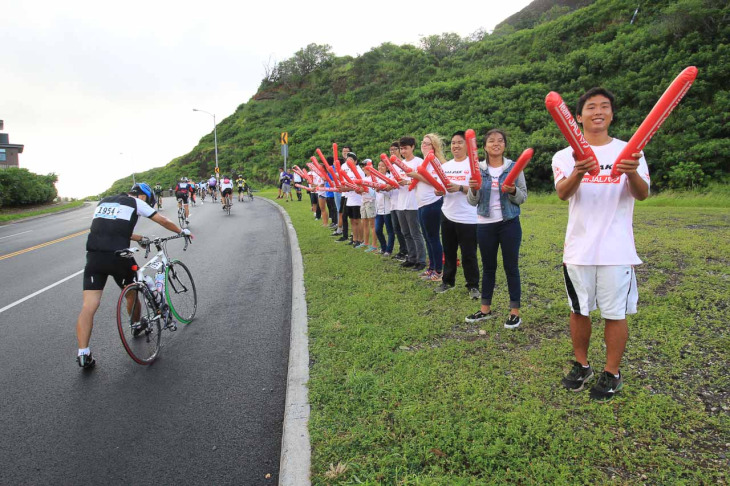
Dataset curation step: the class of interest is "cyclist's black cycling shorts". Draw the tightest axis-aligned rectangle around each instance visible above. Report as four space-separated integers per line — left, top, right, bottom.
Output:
175 192 189 204
238 186 244 193
221 188 233 197
83 252 136 291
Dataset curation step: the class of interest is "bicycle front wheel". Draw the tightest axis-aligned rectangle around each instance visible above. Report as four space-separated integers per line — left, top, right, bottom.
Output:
117 283 162 364
165 260 197 324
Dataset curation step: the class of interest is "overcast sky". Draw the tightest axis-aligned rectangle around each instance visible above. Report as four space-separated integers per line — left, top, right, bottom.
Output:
2 0 533 198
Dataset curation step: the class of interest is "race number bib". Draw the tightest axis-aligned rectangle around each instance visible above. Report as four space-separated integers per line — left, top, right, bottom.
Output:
94 203 134 221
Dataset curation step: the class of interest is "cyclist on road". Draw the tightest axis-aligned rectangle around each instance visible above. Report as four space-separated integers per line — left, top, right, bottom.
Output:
220 174 234 209
75 183 191 369
189 177 197 206
208 175 218 200
153 183 164 209
175 177 193 224
236 175 245 202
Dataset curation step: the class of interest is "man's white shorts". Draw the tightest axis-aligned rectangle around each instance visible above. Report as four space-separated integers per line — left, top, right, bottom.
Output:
562 264 638 320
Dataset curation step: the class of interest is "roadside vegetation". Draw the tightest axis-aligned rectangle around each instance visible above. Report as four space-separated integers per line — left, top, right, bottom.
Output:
0 200 85 223
266 190 729 484
102 0 728 197
0 167 58 207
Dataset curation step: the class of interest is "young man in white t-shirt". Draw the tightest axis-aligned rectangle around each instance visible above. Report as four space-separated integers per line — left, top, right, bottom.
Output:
552 87 650 401
397 136 426 269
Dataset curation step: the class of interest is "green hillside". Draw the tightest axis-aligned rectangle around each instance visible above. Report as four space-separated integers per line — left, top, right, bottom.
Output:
103 0 729 196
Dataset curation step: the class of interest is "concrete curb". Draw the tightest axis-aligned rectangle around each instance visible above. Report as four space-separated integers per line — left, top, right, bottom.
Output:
263 197 311 486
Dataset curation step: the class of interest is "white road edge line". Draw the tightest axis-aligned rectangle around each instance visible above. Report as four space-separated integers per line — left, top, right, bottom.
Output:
266 198 311 486
0 230 32 240
0 269 84 315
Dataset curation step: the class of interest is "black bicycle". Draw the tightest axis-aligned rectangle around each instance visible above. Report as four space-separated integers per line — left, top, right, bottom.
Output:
177 198 187 229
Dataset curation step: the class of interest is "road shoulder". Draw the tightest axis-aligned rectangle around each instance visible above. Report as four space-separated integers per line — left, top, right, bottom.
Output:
263 197 312 486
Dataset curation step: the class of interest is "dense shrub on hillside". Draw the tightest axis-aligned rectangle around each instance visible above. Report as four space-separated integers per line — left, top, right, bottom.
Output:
104 0 729 195
0 168 58 207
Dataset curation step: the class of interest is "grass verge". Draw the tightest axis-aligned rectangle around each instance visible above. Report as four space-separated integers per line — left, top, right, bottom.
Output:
0 200 85 223
265 190 729 485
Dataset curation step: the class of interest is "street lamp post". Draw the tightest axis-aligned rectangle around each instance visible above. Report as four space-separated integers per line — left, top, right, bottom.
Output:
120 152 136 185
192 108 219 177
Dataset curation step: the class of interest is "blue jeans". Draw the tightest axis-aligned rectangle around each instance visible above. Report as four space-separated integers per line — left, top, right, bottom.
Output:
390 210 407 255
334 192 342 213
375 214 395 253
417 198 443 272
477 217 522 309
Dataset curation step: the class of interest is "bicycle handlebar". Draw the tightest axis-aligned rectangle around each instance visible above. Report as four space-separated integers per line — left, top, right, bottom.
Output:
115 233 191 259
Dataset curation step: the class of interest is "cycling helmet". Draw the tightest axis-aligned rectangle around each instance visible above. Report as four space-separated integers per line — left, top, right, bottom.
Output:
130 183 156 208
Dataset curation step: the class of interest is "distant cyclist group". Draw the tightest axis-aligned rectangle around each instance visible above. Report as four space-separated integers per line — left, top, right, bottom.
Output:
164 174 253 225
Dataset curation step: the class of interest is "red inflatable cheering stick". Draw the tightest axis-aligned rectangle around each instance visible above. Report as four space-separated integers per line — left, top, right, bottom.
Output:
380 154 403 182
428 155 450 188
389 155 411 175
545 92 599 177
346 159 361 181
501 148 534 193
335 159 353 184
292 166 313 184
465 129 483 186
316 148 340 188
416 152 445 193
306 162 329 183
311 156 335 186
610 66 698 178
365 166 399 188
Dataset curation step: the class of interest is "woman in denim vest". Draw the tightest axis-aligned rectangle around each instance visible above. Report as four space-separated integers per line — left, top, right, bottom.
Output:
465 129 527 329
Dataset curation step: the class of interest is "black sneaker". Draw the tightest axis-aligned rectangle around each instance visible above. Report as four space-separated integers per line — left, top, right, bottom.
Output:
589 371 623 401
561 361 594 392
330 231 342 237
77 353 96 369
394 254 407 262
465 310 493 323
400 261 416 268
336 236 348 242
412 263 427 271
468 287 481 300
433 283 455 294
504 314 522 329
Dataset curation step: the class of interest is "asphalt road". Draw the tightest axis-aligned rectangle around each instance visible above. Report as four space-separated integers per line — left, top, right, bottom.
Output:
0 195 292 485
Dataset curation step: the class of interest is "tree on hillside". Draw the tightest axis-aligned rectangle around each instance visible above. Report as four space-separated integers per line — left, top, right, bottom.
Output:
419 33 468 63
261 43 335 89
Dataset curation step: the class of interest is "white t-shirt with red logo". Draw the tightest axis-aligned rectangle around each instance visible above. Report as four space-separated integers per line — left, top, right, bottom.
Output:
397 157 421 211
345 165 365 206
312 173 326 197
388 173 400 212
415 158 443 209
441 158 477 224
552 138 650 265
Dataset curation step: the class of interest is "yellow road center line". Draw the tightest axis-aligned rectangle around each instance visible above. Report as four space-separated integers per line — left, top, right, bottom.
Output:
0 229 89 261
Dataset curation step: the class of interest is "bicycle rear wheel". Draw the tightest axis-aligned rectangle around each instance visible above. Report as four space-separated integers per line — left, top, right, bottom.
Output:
117 283 162 364
165 260 197 324
178 206 186 228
